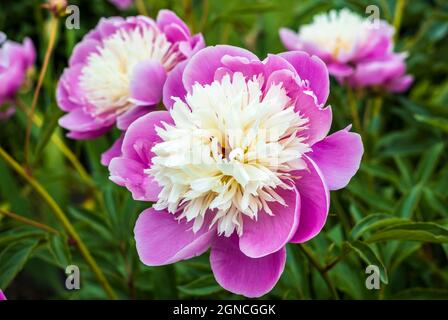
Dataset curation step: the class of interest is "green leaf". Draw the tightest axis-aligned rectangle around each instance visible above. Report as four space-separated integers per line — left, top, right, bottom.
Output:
396 184 423 218
48 235 71 268
392 288 448 300
415 142 444 184
0 238 40 288
415 114 448 133
178 275 223 296
351 214 408 240
346 240 388 284
33 108 63 162
366 222 448 243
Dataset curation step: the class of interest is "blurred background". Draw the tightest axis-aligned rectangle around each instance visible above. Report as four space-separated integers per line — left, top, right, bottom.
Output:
0 0 447 299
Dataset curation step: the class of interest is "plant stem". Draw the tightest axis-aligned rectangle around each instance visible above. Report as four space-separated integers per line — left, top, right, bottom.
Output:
17 99 95 189
393 0 406 42
347 86 362 134
0 147 117 300
0 209 59 235
24 16 59 171
299 244 340 300
135 0 149 16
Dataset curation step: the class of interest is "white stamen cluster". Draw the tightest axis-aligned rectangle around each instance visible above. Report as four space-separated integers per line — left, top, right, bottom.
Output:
148 72 311 236
298 9 370 60
80 25 181 117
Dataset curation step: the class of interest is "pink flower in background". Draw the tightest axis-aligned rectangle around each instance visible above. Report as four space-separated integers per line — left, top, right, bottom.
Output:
56 11 204 164
0 32 35 120
280 9 413 92
0 289 6 300
108 45 363 297
108 0 133 10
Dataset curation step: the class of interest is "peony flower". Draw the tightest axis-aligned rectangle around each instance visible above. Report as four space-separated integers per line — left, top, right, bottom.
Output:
0 32 35 120
0 289 6 300
108 45 363 297
56 11 204 164
280 9 413 92
108 0 133 10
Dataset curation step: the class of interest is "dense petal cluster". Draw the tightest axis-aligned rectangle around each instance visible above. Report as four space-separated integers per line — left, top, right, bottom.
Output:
108 45 363 297
0 33 35 120
280 9 413 92
56 11 204 142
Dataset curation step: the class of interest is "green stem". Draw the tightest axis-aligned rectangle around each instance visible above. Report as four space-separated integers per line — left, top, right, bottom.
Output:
135 0 149 16
299 244 340 300
0 147 117 300
24 16 59 171
347 86 362 134
0 209 59 235
393 0 406 42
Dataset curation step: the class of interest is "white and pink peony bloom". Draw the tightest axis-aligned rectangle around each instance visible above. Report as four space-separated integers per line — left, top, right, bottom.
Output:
108 45 363 297
56 11 204 164
280 9 413 92
0 32 35 120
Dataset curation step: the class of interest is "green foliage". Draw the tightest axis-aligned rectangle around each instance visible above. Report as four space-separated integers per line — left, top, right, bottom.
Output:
0 0 447 300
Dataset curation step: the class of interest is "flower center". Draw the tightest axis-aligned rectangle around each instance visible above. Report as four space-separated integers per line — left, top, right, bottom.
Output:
298 9 369 60
148 73 310 236
79 26 181 117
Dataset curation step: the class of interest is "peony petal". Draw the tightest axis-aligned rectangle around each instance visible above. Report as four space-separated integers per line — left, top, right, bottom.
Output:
58 108 111 132
116 105 155 131
109 157 161 201
121 111 173 164
210 235 286 298
156 9 190 37
134 208 215 266
129 60 166 106
101 134 124 166
240 187 300 258
69 38 101 66
279 28 300 51
182 45 259 92
163 61 187 109
308 126 363 190
0 289 6 300
278 51 329 105
295 88 332 146
290 156 329 243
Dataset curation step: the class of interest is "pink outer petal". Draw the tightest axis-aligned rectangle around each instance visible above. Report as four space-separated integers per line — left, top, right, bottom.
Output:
101 134 124 166
182 45 259 92
279 28 300 51
308 126 363 190
239 187 300 258
0 289 6 300
157 9 190 38
121 111 173 164
68 39 101 67
109 157 160 201
290 156 330 243
388 74 413 93
295 88 332 146
116 105 155 131
210 235 286 298
134 208 216 266
66 126 112 140
129 60 167 106
278 51 329 105
163 61 187 109
58 108 112 133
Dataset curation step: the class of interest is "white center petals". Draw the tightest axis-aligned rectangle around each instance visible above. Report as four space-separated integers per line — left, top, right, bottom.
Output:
79 26 180 117
148 72 311 237
298 9 370 60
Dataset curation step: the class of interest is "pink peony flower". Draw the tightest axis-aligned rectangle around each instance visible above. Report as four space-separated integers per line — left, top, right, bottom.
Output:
280 9 413 92
108 0 133 10
56 11 204 164
0 32 35 120
108 45 363 297
0 289 6 300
